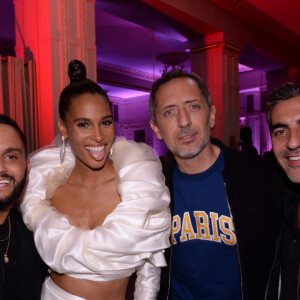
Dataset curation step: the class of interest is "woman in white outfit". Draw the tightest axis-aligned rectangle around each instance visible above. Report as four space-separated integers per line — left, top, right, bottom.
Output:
21 60 171 300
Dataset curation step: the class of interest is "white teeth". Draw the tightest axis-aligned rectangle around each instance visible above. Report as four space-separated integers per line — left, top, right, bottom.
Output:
85 146 104 151
288 156 300 161
0 180 10 184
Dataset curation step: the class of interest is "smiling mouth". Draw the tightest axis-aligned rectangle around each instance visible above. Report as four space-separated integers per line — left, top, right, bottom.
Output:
84 145 105 161
287 155 300 161
0 179 11 188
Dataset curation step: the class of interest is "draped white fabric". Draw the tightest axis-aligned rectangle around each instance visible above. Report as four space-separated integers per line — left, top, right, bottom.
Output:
21 137 171 298
42 277 86 300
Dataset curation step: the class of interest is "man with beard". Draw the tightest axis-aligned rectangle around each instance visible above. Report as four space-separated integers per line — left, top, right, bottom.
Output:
149 70 285 300
264 83 300 300
0 114 46 300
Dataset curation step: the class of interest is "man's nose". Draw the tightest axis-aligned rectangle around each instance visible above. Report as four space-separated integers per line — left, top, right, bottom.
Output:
0 159 7 174
287 128 300 150
177 108 191 128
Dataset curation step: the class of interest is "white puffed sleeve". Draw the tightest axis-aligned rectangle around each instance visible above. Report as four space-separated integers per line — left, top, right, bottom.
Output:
134 261 161 300
21 137 171 298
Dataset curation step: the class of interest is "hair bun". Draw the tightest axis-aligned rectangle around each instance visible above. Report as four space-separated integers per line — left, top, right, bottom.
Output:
68 60 87 83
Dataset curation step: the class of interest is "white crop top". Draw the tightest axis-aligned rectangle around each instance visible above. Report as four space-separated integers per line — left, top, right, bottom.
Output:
20 137 171 299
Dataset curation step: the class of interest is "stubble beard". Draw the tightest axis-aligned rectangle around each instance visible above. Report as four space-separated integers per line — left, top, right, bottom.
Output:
0 168 27 211
278 149 300 184
164 127 211 160
281 163 300 185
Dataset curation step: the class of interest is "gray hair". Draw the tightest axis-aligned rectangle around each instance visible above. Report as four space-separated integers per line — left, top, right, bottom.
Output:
266 82 300 128
149 69 212 123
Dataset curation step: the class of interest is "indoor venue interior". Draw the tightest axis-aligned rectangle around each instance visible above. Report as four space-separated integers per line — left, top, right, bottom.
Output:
0 0 299 158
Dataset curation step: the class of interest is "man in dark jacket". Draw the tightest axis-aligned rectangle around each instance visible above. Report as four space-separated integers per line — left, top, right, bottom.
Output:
265 82 300 300
0 114 46 300
149 70 284 300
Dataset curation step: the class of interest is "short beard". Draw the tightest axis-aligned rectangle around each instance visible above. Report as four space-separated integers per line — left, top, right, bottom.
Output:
0 168 27 211
171 127 211 160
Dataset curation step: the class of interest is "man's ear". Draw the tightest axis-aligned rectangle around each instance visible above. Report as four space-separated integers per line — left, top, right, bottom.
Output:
209 105 216 129
58 119 67 139
150 120 163 141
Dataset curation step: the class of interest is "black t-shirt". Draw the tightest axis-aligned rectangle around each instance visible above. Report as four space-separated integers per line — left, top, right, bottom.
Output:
0 216 21 300
0 211 47 300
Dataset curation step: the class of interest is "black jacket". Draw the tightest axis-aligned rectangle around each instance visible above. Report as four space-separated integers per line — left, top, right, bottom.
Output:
265 181 300 300
158 139 284 300
0 210 47 300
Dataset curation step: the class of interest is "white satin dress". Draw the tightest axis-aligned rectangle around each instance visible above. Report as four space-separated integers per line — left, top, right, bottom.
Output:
21 137 171 300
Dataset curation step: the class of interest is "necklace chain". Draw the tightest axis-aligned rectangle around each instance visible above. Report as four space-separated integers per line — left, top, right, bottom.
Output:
0 216 11 264
0 217 10 242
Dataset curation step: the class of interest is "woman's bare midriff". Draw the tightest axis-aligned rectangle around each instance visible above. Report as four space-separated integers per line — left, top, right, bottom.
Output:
51 272 130 300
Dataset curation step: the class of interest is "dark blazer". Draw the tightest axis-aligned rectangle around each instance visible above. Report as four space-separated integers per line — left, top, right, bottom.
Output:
265 182 300 300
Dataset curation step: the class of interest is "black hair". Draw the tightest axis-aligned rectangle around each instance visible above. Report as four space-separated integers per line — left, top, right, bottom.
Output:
59 60 111 121
149 69 212 122
240 126 253 142
0 114 27 150
266 82 300 128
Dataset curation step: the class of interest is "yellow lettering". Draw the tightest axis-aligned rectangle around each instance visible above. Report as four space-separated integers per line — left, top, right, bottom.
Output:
172 215 181 244
219 216 236 245
210 212 221 242
180 212 196 242
194 211 212 241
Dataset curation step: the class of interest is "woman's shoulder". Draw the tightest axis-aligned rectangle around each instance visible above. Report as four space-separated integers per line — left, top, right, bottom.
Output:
111 137 159 171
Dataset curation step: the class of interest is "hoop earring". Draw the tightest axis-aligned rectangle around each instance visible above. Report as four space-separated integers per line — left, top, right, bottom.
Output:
60 136 66 164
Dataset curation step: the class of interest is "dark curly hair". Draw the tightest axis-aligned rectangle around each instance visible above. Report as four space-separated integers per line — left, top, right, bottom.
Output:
0 114 26 151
